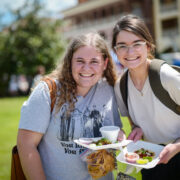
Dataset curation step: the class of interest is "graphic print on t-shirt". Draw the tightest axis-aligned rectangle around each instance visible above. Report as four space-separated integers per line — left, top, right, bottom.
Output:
90 105 103 137
57 104 109 141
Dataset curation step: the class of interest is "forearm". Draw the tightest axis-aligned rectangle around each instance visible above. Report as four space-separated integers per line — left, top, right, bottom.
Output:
18 144 46 180
127 116 143 141
127 117 138 130
159 137 180 164
173 137 180 152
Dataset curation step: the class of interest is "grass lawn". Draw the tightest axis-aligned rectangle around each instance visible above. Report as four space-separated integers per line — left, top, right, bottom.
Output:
0 97 27 180
113 116 142 179
0 97 141 180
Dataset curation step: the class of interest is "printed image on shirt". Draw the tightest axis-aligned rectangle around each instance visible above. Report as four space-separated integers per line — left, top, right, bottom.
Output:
57 104 109 141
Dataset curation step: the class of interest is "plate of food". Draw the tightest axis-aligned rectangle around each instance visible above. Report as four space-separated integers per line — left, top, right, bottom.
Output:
74 137 132 150
116 140 164 169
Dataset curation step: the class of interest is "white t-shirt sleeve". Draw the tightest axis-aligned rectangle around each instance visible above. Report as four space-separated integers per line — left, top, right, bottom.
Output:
19 81 51 133
114 78 129 117
160 64 180 105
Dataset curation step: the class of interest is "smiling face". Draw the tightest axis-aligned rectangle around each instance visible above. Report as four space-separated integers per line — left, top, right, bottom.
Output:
115 30 149 70
72 45 108 96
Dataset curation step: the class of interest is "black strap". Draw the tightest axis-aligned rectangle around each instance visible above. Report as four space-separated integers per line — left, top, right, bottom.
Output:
149 59 180 115
119 70 129 110
119 59 180 115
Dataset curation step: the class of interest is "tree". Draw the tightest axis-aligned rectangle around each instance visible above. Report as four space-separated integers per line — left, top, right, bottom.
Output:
0 0 66 96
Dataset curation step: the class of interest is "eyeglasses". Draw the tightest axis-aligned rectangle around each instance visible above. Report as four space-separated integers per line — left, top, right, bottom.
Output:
114 41 146 54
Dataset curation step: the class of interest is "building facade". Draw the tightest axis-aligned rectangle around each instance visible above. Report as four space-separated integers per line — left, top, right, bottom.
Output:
61 0 180 54
153 0 180 53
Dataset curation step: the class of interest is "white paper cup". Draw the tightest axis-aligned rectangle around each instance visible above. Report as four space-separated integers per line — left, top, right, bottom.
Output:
99 126 120 143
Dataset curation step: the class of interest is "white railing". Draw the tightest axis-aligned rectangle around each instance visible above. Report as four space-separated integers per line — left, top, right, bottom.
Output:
160 34 180 52
160 2 177 12
63 13 125 37
162 28 179 37
73 14 122 30
63 10 143 38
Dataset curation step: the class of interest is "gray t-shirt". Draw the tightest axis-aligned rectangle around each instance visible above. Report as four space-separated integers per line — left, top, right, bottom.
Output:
19 79 122 180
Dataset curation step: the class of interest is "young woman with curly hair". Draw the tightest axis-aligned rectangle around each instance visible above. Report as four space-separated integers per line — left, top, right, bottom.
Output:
17 32 125 180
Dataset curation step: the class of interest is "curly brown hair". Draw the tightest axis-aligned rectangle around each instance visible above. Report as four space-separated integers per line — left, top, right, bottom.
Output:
46 33 117 113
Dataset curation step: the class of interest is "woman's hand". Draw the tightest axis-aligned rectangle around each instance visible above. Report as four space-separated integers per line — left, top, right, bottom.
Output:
127 127 143 142
159 140 180 164
117 129 126 141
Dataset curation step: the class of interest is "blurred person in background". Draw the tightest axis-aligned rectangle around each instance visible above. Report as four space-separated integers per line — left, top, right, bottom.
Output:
172 53 180 67
111 50 125 75
31 65 46 88
8 74 18 96
17 75 29 96
99 31 125 75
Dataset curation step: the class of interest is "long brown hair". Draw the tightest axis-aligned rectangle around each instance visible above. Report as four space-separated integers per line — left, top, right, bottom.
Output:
112 14 155 59
46 32 117 113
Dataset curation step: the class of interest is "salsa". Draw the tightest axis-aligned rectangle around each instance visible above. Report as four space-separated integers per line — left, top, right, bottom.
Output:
134 148 155 162
92 138 111 146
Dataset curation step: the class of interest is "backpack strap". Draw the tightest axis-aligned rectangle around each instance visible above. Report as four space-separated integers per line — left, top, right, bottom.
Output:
149 59 180 115
171 65 180 73
43 78 57 113
119 70 129 110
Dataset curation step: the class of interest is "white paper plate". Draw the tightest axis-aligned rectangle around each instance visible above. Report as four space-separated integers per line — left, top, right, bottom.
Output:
74 137 132 150
116 140 164 169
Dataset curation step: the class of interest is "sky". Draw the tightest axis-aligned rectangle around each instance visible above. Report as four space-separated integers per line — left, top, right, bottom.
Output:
0 0 77 26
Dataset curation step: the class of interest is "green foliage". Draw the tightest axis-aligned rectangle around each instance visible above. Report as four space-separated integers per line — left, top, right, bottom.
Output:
0 0 66 96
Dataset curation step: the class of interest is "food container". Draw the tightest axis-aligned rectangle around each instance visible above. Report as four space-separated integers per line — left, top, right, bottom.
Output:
99 126 120 143
79 138 93 145
125 152 139 163
116 140 164 169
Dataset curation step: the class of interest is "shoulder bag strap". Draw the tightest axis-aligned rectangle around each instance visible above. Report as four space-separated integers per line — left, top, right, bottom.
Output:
149 59 180 115
43 78 57 113
119 70 129 110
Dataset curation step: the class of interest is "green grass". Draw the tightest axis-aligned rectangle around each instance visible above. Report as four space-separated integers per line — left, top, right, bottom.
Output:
0 97 27 180
113 116 142 180
0 97 141 180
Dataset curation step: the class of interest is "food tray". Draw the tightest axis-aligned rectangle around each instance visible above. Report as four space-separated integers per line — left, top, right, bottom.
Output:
74 137 132 150
116 140 164 169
